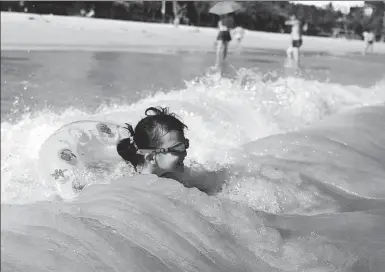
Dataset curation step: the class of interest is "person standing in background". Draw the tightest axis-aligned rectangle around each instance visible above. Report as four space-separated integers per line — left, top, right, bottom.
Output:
362 29 375 55
215 14 234 68
285 13 307 70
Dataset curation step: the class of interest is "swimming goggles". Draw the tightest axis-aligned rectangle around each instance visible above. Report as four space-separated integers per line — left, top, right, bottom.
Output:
137 139 189 155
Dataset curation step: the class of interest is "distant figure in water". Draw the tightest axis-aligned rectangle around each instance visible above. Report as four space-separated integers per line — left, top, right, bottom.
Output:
285 14 307 70
362 29 375 55
117 107 188 182
215 14 234 68
232 26 245 52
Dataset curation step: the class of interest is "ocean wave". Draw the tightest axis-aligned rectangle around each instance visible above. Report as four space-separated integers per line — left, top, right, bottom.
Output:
2 69 385 272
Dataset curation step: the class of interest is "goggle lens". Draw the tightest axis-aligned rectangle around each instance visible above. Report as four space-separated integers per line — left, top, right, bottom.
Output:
169 140 189 153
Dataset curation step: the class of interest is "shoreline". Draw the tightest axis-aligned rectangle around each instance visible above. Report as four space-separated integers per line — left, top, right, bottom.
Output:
2 12 385 55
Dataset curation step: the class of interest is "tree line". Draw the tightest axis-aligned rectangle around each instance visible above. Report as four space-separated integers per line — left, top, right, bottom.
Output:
1 1 384 41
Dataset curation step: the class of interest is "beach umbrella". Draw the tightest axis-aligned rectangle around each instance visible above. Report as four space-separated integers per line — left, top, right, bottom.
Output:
209 1 242 15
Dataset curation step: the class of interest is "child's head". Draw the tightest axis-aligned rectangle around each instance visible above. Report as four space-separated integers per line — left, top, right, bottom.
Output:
117 107 188 179
290 13 297 20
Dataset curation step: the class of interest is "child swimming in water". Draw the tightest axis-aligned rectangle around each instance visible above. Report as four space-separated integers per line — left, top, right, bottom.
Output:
117 106 226 194
117 106 189 181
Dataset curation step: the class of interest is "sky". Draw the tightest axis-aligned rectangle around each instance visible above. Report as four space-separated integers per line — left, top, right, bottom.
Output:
290 1 365 14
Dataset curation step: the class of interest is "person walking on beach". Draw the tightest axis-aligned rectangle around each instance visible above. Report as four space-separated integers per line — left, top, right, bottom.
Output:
285 14 307 69
215 14 234 67
362 29 375 55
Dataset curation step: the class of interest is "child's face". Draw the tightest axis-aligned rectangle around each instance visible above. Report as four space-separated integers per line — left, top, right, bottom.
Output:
155 130 188 177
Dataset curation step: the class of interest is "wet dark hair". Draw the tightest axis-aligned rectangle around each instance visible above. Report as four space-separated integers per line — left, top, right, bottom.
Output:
116 106 188 170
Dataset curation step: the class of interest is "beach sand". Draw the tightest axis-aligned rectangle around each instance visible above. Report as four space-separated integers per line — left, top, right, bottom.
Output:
2 12 385 55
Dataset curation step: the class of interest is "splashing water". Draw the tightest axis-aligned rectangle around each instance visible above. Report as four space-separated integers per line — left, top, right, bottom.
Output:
2 70 384 204
2 69 385 271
